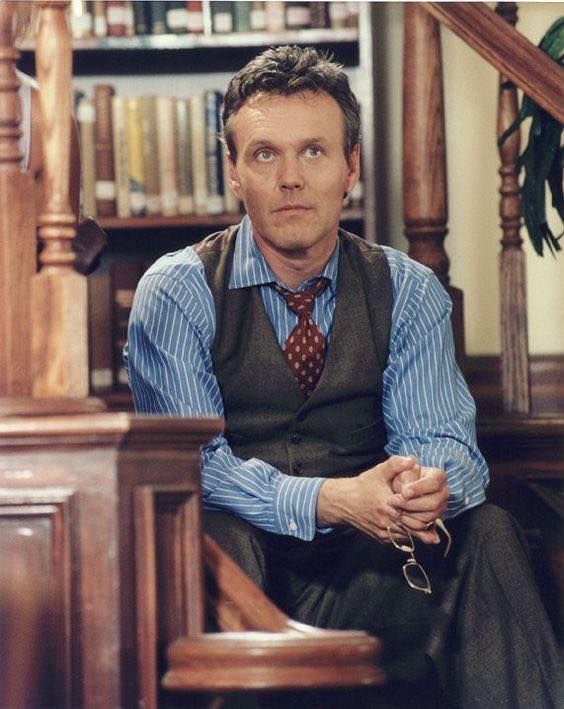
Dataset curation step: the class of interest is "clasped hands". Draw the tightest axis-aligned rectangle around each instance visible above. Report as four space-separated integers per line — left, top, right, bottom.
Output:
316 455 449 545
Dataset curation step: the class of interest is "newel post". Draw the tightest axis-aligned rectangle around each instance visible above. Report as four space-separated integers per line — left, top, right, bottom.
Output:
402 3 465 365
31 0 88 398
0 0 35 395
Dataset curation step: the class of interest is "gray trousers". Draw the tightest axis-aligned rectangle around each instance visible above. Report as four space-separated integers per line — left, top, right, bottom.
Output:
204 504 563 708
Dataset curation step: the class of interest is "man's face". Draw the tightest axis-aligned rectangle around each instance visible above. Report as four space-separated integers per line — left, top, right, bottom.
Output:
227 90 360 260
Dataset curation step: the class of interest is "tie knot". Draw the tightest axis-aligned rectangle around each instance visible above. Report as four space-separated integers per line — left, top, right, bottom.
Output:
272 277 329 317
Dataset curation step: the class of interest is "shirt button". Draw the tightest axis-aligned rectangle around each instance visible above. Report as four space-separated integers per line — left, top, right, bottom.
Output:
290 433 302 445
288 520 298 532
464 495 470 505
292 462 303 474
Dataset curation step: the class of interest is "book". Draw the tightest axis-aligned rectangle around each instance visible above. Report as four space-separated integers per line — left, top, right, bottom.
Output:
345 2 360 28
156 96 179 216
232 2 251 33
166 1 188 33
175 97 194 215
329 1 348 29
249 1 267 32
106 0 127 36
132 0 150 34
124 0 135 35
149 0 167 34
186 1 204 34
285 2 311 30
126 98 146 216
309 2 330 29
139 96 161 215
71 0 94 39
204 90 224 215
92 0 107 37
265 1 285 32
88 264 113 392
189 93 207 215
77 95 96 218
93 84 117 217
210 1 233 33
110 259 144 388
111 95 131 218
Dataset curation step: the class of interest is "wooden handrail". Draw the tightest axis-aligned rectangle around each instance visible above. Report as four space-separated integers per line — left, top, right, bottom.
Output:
423 2 564 124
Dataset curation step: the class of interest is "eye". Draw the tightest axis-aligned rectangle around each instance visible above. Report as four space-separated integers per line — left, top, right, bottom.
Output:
304 145 322 158
256 149 274 162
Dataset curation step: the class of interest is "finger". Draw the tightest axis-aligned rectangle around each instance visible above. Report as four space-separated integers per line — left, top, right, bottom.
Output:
411 528 441 545
393 490 449 515
401 470 448 500
380 455 418 483
391 463 421 494
399 511 441 530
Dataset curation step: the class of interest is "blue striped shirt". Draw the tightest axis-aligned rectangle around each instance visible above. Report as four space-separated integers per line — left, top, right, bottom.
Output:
125 215 488 540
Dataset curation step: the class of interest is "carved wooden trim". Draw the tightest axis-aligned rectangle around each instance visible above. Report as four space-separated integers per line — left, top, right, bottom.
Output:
423 2 564 123
0 488 75 708
495 2 531 415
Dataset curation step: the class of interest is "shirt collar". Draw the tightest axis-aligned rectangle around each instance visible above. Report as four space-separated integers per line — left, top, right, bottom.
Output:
229 214 339 291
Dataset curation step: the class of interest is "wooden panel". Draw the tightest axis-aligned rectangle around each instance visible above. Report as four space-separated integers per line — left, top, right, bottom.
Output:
0 489 75 708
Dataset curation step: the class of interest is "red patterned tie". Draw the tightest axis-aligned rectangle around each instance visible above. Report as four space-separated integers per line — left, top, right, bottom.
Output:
271 277 330 397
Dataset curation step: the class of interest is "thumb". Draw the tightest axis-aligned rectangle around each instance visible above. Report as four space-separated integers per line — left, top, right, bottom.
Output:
380 455 417 483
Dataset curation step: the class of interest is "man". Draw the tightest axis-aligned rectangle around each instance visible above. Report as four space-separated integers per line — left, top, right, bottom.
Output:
125 46 562 707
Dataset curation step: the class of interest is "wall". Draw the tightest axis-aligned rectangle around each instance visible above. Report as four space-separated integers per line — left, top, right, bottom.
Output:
378 2 563 355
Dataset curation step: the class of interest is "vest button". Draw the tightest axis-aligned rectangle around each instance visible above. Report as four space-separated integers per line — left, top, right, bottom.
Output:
292 462 303 474
296 412 307 422
290 433 302 445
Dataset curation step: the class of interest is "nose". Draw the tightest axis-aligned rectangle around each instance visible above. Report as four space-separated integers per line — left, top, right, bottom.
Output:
278 155 304 191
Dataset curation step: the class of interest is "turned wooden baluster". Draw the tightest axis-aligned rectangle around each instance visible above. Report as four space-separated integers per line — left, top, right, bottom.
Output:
0 0 35 396
31 0 88 398
403 3 465 364
495 1 530 415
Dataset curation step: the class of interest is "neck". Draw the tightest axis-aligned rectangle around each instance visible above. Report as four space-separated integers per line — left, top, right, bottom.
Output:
256 238 337 290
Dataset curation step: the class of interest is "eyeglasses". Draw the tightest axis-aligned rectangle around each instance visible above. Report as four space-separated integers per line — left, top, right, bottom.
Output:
387 519 452 595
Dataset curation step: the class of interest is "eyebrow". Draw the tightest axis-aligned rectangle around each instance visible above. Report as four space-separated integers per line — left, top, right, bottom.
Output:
245 136 328 154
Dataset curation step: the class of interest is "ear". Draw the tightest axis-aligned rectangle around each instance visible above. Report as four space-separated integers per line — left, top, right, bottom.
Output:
227 154 243 200
344 144 361 194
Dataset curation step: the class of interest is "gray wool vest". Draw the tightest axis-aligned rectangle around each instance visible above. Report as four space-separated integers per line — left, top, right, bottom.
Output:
193 225 393 479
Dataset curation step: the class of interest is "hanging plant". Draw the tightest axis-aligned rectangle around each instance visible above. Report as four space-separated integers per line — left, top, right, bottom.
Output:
498 17 563 257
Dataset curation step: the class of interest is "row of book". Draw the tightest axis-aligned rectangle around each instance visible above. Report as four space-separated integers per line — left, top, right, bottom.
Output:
78 85 241 219
69 1 359 40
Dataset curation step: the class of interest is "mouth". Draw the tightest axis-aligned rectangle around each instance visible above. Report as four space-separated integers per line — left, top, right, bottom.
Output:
273 204 313 213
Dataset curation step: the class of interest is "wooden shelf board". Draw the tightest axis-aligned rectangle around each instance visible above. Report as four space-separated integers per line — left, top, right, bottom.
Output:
20 28 358 53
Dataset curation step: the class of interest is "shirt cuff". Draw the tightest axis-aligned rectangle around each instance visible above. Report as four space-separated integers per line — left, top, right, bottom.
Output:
272 475 325 540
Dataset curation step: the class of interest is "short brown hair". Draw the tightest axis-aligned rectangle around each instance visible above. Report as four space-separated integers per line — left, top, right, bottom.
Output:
222 45 361 160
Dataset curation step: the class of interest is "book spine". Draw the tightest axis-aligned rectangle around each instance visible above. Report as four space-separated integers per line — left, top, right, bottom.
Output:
140 96 161 215
265 1 285 32
132 0 150 34
77 95 97 218
186 0 204 34
156 96 179 216
285 2 311 30
93 84 117 217
126 97 146 216
111 95 131 218
106 0 127 36
175 97 194 215
210 1 233 33
329 1 347 29
249 1 266 31
124 0 135 35
232 1 251 33
110 260 143 388
149 0 167 33
88 265 113 392
92 0 108 37
204 90 224 215
189 93 208 215
309 2 329 29
71 0 94 39
166 1 188 33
